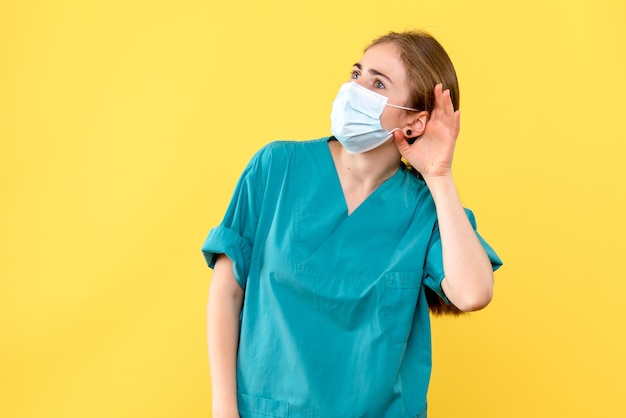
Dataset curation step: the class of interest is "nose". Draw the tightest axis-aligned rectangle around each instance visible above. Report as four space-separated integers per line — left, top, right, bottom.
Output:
352 78 368 89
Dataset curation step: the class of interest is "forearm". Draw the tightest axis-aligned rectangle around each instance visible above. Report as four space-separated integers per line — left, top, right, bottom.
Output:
207 254 244 417
424 174 494 311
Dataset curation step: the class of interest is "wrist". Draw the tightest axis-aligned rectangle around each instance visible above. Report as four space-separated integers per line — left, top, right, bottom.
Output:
422 173 461 204
211 392 239 417
212 404 239 418
422 172 454 189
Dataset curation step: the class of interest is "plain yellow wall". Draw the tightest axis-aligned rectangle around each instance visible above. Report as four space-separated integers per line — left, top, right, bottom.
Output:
1 0 625 417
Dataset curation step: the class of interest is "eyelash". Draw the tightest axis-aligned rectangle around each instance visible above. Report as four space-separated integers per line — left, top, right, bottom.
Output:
351 70 385 89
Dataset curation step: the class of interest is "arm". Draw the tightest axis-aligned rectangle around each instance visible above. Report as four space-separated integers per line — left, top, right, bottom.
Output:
207 253 244 417
394 84 493 311
424 175 493 311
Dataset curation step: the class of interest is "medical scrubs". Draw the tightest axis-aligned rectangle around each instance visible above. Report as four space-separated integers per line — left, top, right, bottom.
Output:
202 137 502 418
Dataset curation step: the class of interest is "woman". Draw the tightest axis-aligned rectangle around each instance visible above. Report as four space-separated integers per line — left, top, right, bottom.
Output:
202 30 502 418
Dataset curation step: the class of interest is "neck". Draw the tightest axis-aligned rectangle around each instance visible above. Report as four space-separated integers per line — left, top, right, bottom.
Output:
330 139 401 191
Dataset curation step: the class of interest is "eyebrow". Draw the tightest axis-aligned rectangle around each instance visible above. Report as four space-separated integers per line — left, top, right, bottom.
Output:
353 63 393 85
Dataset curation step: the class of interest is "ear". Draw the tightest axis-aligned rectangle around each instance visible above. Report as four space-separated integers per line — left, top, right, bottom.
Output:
403 111 430 138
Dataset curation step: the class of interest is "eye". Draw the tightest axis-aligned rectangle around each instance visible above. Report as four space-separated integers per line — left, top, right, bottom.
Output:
351 70 360 79
374 79 385 89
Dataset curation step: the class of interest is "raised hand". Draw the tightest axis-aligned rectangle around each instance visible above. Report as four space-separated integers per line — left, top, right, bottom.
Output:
394 84 460 179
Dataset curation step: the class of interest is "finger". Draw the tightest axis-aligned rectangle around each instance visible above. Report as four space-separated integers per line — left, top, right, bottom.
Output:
433 84 451 119
449 109 460 138
433 84 455 119
434 83 443 97
441 88 454 118
428 84 442 120
433 83 443 108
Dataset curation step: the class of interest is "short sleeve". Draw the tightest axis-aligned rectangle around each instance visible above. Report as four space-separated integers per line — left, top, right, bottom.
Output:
201 151 265 289
423 208 503 304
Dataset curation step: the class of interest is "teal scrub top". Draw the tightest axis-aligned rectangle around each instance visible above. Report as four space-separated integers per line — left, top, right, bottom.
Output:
202 138 502 418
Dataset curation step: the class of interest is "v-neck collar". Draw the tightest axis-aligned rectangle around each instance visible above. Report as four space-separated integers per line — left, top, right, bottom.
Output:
324 138 402 217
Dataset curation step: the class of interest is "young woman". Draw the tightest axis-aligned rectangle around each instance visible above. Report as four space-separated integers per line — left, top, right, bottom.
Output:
202 30 502 418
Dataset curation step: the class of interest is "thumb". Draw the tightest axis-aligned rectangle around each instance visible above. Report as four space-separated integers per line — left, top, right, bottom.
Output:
393 130 411 156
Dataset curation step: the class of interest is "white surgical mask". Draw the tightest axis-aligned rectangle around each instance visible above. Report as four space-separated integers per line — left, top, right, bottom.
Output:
330 82 419 154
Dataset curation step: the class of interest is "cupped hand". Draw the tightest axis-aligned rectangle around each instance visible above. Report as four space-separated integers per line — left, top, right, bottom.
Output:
393 84 460 179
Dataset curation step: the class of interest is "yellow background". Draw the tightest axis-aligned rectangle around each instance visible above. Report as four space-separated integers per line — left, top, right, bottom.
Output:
1 0 625 417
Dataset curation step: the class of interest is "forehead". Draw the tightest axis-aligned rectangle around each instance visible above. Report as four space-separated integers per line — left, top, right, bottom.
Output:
360 42 407 84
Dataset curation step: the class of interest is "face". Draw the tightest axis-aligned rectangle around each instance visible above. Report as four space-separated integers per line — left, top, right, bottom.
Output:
349 42 414 132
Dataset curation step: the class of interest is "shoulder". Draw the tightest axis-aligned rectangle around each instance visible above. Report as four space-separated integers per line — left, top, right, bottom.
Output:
256 137 330 156
250 137 330 169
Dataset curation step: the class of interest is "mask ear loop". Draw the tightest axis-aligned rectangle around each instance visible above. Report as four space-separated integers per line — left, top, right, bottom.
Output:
386 103 421 112
385 103 422 144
